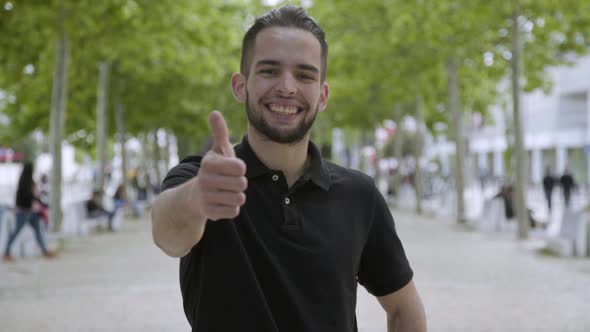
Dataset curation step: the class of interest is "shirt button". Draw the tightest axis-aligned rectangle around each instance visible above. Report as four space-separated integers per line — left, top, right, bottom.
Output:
284 197 290 205
272 174 279 181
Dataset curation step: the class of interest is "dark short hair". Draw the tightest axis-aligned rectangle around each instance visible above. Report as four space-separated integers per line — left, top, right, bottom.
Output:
240 5 328 82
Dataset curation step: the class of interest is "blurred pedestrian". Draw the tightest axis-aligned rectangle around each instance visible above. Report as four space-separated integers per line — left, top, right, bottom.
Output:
494 183 538 228
114 184 128 209
559 168 576 207
113 183 142 219
37 173 50 228
39 173 50 202
494 184 514 219
86 190 115 231
3 162 57 262
542 166 555 211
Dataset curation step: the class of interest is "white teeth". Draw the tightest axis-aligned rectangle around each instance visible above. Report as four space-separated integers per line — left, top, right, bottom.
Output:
269 104 298 115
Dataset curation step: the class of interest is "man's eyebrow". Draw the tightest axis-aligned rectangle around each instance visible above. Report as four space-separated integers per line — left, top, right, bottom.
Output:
296 64 319 73
255 60 319 73
255 59 280 67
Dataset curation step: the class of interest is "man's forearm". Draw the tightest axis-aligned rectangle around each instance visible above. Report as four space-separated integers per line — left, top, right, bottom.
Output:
151 180 206 257
386 304 427 332
387 316 426 332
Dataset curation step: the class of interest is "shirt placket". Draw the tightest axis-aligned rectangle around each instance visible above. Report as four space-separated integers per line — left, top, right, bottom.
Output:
281 176 311 232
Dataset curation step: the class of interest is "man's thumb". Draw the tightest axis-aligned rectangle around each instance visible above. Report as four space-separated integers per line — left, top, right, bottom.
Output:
209 111 234 157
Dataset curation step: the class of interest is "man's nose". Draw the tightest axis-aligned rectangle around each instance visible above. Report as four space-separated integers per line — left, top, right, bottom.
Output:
277 73 297 95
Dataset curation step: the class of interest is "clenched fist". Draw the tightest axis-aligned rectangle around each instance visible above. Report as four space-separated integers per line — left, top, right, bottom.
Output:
194 111 247 220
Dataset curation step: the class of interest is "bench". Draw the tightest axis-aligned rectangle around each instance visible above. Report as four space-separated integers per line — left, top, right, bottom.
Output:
478 198 516 233
62 200 123 235
546 208 589 257
477 196 548 234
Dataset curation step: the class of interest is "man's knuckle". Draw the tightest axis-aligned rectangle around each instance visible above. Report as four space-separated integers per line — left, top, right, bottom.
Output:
200 158 213 170
227 161 241 173
240 177 248 190
197 175 211 188
202 195 213 208
238 161 247 175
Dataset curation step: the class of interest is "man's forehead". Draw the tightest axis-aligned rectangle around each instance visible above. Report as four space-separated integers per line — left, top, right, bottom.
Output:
252 27 321 61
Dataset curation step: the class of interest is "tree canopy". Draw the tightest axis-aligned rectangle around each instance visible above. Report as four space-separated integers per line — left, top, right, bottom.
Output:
1 0 588 152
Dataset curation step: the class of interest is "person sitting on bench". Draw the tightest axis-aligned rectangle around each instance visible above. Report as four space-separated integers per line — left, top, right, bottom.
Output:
494 184 539 228
86 190 115 231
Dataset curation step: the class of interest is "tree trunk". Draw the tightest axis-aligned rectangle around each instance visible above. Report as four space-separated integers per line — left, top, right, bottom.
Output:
447 58 467 224
95 62 109 192
511 6 529 238
414 93 424 215
176 135 190 161
164 130 172 171
140 133 151 189
345 128 361 170
374 130 385 196
391 105 405 203
114 75 128 194
152 129 162 186
49 6 70 233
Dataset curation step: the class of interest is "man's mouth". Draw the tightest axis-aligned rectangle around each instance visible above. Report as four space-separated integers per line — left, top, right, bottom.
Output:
267 103 302 115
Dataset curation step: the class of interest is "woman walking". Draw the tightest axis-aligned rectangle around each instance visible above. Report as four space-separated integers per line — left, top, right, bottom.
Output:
3 162 57 262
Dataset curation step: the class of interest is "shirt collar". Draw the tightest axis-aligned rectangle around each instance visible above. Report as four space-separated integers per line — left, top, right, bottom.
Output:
234 135 331 191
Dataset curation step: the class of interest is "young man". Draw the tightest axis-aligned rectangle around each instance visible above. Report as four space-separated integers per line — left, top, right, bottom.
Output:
152 5 426 332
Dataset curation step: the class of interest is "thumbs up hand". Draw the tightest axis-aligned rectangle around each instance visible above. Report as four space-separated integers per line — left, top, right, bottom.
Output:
209 110 237 158
194 111 247 221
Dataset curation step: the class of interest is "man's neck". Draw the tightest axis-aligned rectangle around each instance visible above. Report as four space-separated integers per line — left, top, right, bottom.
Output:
247 127 310 187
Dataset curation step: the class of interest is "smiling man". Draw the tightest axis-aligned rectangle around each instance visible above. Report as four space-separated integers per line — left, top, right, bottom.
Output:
151 5 427 332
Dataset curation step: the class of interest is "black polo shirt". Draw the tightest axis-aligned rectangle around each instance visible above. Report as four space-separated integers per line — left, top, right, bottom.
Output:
161 136 413 332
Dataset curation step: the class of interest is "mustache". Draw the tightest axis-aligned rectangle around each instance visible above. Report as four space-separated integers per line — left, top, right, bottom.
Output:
261 97 309 109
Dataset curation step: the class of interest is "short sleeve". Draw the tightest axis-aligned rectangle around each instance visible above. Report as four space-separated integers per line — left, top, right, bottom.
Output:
357 185 413 297
160 156 204 325
161 156 202 192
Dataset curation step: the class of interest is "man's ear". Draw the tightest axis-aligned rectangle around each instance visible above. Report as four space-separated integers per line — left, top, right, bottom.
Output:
231 73 247 102
318 81 329 112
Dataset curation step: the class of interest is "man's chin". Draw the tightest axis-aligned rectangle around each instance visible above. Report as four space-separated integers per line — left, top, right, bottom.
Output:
246 104 315 144
262 131 307 145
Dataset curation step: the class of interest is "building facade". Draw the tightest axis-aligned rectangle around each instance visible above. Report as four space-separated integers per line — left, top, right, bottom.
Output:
443 55 590 186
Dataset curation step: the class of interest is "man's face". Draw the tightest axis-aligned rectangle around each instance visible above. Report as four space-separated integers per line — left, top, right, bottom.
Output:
233 27 329 144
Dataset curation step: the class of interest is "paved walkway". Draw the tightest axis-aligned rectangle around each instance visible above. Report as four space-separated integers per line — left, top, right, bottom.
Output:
1 210 589 331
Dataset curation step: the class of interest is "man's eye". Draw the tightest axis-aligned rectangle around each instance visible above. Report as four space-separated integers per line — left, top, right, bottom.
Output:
298 74 315 81
259 69 277 75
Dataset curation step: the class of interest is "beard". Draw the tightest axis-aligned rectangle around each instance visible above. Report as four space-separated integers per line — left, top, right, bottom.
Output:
245 92 318 145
